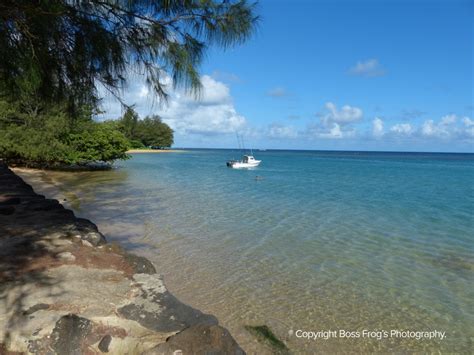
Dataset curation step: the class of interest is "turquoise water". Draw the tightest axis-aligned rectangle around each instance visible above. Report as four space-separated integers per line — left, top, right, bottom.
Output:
30 150 474 353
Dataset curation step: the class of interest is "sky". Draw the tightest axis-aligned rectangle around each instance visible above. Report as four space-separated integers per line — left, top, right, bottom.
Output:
99 0 473 152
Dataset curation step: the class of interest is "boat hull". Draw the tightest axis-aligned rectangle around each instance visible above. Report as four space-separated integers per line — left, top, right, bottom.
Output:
227 161 261 169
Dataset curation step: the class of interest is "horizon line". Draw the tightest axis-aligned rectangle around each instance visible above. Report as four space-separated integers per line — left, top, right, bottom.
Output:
171 147 474 155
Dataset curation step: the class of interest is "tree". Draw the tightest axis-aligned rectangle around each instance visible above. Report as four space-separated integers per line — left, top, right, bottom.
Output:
120 107 139 139
0 0 258 115
0 100 129 167
135 115 174 147
0 1 257 167
66 123 130 163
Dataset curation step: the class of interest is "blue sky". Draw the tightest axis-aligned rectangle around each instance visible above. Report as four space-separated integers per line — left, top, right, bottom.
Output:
101 0 473 152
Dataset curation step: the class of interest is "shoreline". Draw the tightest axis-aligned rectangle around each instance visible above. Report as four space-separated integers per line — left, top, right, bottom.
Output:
11 167 275 354
126 149 187 153
0 163 244 354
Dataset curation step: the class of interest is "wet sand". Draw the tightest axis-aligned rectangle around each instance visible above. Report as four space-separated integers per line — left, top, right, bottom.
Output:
126 149 187 153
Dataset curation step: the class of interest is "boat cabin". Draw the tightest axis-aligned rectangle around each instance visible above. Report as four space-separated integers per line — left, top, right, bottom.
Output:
242 155 256 163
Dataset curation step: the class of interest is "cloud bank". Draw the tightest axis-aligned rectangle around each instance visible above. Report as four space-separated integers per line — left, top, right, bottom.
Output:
99 75 246 137
98 79 472 150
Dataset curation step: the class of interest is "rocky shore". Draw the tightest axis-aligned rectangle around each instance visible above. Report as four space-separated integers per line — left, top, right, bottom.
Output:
0 163 244 354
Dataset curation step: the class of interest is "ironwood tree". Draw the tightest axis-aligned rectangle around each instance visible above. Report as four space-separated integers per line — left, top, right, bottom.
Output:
0 0 258 113
0 1 257 166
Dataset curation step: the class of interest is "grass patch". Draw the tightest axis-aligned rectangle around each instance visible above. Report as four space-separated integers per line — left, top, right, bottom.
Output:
245 325 289 353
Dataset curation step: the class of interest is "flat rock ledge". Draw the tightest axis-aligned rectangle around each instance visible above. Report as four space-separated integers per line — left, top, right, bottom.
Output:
0 163 244 355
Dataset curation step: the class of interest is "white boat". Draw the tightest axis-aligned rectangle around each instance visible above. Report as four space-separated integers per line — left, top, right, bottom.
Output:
227 155 261 169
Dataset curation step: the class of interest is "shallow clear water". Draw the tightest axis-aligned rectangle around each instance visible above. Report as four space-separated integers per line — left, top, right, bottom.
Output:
22 150 474 353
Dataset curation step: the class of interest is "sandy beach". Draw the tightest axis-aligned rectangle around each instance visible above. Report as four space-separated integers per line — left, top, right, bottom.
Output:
126 149 187 153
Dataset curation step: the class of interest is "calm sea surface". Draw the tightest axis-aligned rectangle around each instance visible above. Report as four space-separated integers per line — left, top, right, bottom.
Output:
25 150 474 353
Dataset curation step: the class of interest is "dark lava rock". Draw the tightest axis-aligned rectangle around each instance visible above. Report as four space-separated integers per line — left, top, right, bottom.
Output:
118 291 217 333
98 334 112 353
26 199 63 211
75 218 100 233
0 197 21 205
144 324 245 355
0 205 15 215
50 314 92 355
123 252 156 274
72 218 106 246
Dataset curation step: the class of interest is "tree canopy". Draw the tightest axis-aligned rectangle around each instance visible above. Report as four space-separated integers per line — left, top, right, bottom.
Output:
116 107 174 148
134 115 174 148
0 1 257 167
0 0 258 114
0 102 130 167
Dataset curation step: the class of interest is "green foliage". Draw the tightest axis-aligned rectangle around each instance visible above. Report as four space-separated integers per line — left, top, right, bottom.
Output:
0 0 258 113
66 123 130 164
120 108 139 140
0 125 70 165
0 99 129 167
135 116 174 148
129 140 146 149
0 1 256 166
117 109 174 148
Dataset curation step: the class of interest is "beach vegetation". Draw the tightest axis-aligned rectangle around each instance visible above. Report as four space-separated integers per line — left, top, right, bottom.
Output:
0 99 129 168
119 108 140 141
0 0 257 166
116 108 174 149
133 115 174 148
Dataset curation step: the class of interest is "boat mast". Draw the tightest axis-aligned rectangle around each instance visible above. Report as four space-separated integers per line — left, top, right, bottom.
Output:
236 132 252 155
241 135 246 154
236 133 243 152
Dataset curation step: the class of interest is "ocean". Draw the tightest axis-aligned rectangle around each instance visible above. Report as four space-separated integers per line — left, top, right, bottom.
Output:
21 150 474 353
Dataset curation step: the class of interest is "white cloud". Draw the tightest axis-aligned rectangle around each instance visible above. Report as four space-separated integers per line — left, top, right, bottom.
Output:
462 117 474 127
98 81 473 148
420 114 467 139
421 120 437 137
462 117 474 138
325 123 343 138
372 117 384 138
349 59 385 77
194 75 231 105
390 123 414 135
440 114 456 125
389 114 473 141
463 117 474 127
163 97 246 136
306 122 356 139
138 86 149 98
321 102 363 126
267 123 298 139
98 74 246 137
305 102 362 139
421 115 456 138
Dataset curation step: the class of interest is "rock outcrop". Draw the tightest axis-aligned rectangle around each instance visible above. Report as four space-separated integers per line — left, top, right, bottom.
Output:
0 163 244 354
